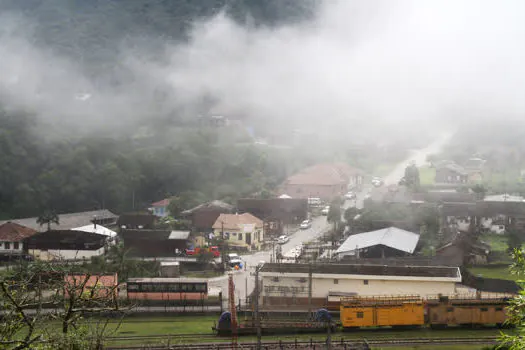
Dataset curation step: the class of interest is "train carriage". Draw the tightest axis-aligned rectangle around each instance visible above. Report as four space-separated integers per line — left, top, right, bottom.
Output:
126 277 208 301
340 295 425 328
426 296 508 327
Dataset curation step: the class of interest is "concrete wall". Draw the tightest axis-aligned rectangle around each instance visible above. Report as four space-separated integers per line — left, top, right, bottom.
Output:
262 275 457 299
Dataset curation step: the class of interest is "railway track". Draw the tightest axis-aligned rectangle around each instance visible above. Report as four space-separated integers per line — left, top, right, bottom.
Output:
105 335 499 349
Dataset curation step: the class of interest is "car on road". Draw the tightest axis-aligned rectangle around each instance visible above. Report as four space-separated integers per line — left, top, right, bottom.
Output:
277 235 290 244
321 206 330 215
299 219 312 229
371 177 383 187
344 191 356 200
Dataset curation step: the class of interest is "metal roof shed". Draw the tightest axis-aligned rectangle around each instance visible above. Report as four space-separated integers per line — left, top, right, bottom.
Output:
336 227 420 257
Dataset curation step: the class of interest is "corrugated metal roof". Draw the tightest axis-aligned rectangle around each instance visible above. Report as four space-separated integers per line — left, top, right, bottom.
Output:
72 224 117 238
0 210 118 231
336 227 420 255
259 263 460 279
168 230 190 240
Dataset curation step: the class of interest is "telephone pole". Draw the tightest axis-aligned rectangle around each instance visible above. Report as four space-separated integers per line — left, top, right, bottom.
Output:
254 264 262 350
308 263 312 317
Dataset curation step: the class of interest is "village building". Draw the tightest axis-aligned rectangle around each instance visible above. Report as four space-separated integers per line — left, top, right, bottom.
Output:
0 209 118 231
280 163 364 201
237 198 307 237
435 162 468 184
64 273 119 299
120 229 190 257
258 263 462 308
181 200 234 233
117 213 156 230
212 213 264 251
25 225 116 261
0 222 37 258
150 199 170 217
336 227 420 259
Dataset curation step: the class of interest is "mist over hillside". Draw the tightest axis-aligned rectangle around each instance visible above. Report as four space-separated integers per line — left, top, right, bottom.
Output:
0 0 524 141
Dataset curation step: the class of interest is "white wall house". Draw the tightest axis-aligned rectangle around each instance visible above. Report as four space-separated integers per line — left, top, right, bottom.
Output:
258 263 462 307
212 213 264 250
0 222 37 255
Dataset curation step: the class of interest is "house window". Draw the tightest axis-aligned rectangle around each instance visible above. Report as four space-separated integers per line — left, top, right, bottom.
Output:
333 279 338 284
356 312 364 319
363 280 369 285
480 307 488 312
238 233 243 240
4 242 10 250
14 242 19 250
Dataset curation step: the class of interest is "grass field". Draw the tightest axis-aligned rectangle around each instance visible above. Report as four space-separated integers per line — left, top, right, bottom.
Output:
376 346 490 350
468 266 518 281
481 234 509 253
418 166 436 185
19 315 511 347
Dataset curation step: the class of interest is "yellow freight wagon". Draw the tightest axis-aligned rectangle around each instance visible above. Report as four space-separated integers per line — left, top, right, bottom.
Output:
340 295 425 328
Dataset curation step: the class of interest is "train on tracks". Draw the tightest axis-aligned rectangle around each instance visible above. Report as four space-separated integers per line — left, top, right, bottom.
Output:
215 294 511 335
126 278 208 301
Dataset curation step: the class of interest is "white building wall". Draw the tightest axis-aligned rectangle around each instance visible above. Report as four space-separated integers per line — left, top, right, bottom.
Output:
0 241 24 252
30 248 105 261
262 275 457 299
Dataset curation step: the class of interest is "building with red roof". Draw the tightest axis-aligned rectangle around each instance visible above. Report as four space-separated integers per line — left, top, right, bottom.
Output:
0 222 37 256
280 163 365 201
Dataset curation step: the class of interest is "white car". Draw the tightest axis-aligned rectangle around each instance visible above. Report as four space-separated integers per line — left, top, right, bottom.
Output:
321 206 330 215
277 235 289 244
345 192 356 200
300 220 312 230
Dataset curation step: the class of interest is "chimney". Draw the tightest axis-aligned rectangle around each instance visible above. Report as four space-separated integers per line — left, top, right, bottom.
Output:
93 215 97 229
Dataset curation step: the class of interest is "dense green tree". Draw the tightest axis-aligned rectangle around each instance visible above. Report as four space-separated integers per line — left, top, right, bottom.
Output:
507 231 523 254
499 249 525 349
402 163 421 191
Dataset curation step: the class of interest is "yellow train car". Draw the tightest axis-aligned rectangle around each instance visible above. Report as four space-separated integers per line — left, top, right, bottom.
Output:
427 297 508 326
340 295 425 328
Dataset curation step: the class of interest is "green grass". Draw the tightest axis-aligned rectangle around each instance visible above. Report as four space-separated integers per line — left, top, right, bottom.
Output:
18 315 512 347
469 266 518 281
375 346 489 350
418 166 436 185
480 234 508 253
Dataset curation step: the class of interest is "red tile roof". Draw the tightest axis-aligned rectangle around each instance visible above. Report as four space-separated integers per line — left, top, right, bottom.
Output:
212 213 264 230
151 198 170 207
285 163 364 186
0 222 37 242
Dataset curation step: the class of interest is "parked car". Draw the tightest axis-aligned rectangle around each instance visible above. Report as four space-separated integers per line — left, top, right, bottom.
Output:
277 235 290 244
321 206 330 215
299 220 312 230
345 191 356 200
372 177 383 187
307 197 322 207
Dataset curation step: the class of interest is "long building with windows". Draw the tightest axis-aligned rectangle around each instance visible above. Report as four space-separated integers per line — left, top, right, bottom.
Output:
258 263 462 309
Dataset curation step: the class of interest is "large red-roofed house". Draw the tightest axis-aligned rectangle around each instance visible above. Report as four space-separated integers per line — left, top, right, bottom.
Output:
0 222 37 256
280 163 364 200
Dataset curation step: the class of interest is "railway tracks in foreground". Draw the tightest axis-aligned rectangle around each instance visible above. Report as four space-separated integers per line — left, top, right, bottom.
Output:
105 335 499 349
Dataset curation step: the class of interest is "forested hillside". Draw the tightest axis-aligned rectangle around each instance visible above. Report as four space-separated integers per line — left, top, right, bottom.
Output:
0 0 318 67
0 107 309 219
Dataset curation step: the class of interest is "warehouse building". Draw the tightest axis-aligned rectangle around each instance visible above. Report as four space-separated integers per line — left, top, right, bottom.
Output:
258 263 461 308
336 227 420 259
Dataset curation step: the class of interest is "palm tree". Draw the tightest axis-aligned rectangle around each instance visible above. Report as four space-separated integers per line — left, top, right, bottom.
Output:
36 211 60 231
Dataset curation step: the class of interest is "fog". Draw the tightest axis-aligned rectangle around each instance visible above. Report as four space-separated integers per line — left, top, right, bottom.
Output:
1 0 525 138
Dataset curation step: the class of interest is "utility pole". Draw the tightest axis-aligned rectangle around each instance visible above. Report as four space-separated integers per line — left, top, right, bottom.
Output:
254 264 262 350
308 262 312 317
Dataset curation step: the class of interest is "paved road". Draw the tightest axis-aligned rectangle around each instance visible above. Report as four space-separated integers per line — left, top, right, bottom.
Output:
210 132 454 304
